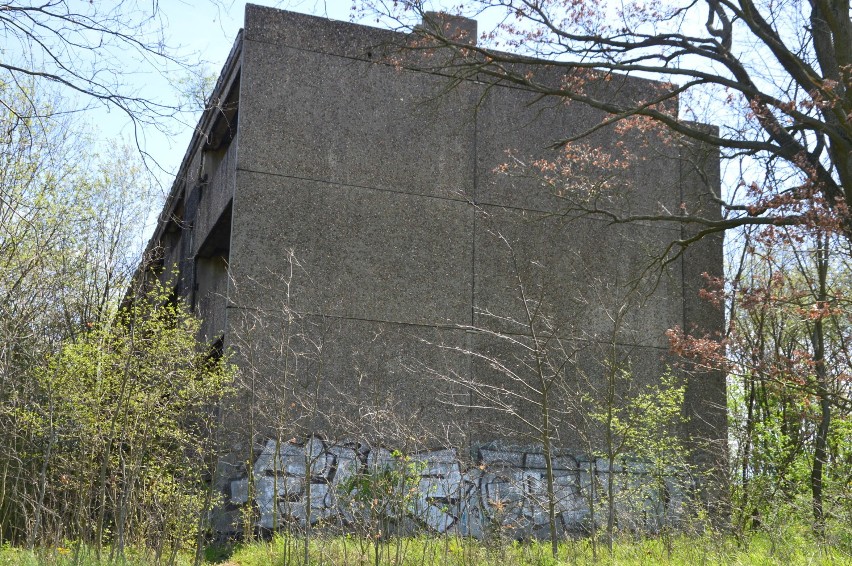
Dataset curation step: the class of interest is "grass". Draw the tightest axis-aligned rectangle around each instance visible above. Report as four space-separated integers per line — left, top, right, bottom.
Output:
2 528 848 566
220 530 849 566
0 544 195 566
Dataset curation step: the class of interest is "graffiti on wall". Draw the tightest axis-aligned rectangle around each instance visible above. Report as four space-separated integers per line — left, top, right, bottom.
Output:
229 437 687 538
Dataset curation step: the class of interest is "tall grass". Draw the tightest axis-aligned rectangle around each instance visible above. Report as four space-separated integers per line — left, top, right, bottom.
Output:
223 531 848 566
1 523 848 566
0 543 195 566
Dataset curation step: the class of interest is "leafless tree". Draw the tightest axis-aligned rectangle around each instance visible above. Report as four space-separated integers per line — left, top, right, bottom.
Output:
0 1 227 154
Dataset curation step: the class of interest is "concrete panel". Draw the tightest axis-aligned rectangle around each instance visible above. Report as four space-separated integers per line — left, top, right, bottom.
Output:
465 332 673 450
223 308 471 448
476 83 683 217
228 170 473 327
244 5 402 61
243 6 674 117
238 41 476 201
473 205 682 349
161 231 183 276
473 56 678 109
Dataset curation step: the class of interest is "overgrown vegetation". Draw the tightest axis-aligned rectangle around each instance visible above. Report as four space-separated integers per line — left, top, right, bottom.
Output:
0 526 848 565
721 229 852 541
221 527 849 566
1 282 234 557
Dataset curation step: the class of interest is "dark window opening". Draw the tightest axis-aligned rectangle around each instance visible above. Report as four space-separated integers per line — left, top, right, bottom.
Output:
193 204 232 339
207 337 224 363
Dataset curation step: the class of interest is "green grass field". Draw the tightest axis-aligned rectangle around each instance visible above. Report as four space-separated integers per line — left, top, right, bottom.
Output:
2 528 849 566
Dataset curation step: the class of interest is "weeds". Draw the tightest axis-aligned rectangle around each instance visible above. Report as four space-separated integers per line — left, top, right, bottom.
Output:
0 528 848 565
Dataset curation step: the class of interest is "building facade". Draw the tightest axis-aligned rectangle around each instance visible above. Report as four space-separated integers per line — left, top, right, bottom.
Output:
140 4 725 534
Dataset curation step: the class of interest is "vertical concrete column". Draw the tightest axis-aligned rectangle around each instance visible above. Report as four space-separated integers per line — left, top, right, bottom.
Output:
678 132 728 512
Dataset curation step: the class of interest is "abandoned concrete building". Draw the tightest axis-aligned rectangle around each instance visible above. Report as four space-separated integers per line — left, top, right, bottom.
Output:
140 4 725 535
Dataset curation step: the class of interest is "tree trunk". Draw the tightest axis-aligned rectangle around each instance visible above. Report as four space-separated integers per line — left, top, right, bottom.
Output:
810 233 831 536
540 391 559 558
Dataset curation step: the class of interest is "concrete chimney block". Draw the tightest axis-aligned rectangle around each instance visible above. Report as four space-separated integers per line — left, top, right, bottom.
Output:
420 11 478 45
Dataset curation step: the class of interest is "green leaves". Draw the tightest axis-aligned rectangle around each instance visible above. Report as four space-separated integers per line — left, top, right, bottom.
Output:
9 281 234 550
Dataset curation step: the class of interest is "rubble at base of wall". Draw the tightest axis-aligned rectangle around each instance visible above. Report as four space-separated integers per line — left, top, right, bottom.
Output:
226 437 692 539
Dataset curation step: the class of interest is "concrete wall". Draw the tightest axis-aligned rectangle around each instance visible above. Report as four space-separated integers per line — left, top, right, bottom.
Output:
218 3 723 457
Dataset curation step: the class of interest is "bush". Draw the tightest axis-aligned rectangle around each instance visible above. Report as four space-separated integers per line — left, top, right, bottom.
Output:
3 284 233 558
